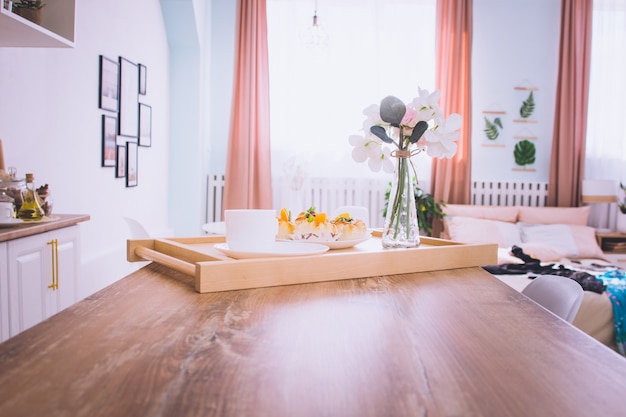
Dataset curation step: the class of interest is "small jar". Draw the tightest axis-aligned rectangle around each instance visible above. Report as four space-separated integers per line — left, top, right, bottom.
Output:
0 177 25 214
0 189 15 218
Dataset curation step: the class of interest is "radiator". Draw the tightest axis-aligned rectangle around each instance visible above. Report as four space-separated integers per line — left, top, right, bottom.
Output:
471 181 548 207
297 177 390 228
206 175 389 228
206 176 549 229
206 174 225 223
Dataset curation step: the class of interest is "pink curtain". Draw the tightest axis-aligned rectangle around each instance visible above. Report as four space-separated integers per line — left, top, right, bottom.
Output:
431 0 473 206
548 0 593 207
223 0 273 211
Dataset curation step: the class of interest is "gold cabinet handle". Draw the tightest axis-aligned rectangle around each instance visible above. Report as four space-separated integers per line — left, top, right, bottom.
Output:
47 239 59 290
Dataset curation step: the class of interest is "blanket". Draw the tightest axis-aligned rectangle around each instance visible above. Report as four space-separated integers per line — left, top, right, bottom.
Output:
597 270 626 356
482 246 607 294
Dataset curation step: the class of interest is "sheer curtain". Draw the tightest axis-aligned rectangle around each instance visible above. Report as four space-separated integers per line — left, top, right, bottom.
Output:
585 0 626 182
266 0 437 193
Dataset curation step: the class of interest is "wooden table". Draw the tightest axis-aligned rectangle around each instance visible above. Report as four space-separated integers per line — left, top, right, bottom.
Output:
0 263 624 416
0 213 90 242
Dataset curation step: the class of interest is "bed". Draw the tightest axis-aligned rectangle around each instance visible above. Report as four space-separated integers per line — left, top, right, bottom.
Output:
440 204 623 354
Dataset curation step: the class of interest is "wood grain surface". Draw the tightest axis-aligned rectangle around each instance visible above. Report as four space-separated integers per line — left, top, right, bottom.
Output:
0 263 625 417
0 213 90 242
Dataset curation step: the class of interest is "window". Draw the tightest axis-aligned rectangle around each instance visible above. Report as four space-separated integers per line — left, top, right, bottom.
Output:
585 0 626 181
267 0 437 181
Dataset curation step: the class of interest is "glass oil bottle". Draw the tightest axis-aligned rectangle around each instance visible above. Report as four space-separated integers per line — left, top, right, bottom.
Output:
17 173 44 221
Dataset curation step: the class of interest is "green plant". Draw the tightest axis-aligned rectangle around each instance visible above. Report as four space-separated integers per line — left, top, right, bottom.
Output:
520 91 535 118
12 1 44 10
514 139 536 166
484 116 503 140
619 182 626 214
383 182 446 236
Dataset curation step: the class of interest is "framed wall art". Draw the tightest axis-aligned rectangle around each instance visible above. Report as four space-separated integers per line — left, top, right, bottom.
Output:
139 103 152 147
99 55 119 112
139 63 147 95
119 57 139 137
126 141 138 187
116 144 126 178
101 115 117 167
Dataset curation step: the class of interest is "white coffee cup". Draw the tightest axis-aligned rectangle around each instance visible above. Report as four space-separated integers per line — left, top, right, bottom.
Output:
0 201 14 220
224 209 277 252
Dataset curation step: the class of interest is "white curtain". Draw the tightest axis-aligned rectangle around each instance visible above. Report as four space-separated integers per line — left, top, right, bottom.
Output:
585 0 626 182
266 0 437 188
584 0 626 228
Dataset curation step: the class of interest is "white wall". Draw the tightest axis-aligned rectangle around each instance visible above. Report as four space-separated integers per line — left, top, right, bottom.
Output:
0 0 171 297
472 0 561 183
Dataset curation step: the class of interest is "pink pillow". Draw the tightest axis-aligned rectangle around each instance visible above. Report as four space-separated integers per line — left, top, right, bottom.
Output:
444 216 522 248
518 206 590 226
443 204 519 223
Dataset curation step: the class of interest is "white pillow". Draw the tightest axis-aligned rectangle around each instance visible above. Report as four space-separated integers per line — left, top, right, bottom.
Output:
518 223 607 261
444 216 522 248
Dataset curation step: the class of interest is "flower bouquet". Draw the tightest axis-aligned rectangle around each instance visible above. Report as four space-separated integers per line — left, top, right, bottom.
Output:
349 88 461 247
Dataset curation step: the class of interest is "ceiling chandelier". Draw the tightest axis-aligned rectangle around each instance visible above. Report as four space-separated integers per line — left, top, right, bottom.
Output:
301 0 329 48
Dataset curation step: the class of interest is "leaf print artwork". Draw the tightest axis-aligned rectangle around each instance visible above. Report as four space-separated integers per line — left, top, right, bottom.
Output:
520 91 535 119
484 116 503 140
514 139 536 166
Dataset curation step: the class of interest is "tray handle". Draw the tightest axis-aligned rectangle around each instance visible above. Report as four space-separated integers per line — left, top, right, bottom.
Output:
134 246 196 277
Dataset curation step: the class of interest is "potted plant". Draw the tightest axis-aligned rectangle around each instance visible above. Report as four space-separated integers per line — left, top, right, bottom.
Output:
383 181 446 237
11 1 45 26
618 182 626 233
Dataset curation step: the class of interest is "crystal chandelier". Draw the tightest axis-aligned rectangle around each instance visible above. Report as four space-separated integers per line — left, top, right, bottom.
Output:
301 0 329 48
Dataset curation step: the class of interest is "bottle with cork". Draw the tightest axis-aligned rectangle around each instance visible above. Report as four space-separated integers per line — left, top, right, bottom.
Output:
17 173 44 221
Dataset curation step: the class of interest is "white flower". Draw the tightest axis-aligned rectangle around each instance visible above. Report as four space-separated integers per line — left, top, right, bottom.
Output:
349 87 462 172
362 104 382 132
349 134 394 173
369 147 394 173
423 113 461 159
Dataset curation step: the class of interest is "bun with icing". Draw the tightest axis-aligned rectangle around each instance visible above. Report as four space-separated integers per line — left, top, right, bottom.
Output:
291 207 340 241
332 212 368 241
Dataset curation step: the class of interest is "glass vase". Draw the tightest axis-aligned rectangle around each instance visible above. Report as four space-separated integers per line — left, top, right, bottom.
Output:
382 154 420 248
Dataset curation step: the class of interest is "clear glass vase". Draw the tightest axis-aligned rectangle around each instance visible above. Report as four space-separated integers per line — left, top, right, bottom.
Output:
382 155 420 248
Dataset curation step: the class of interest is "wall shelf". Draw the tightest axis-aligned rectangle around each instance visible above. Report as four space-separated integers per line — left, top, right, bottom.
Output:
0 0 75 48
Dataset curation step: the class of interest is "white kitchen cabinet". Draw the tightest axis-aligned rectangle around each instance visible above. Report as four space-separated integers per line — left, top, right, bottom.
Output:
6 224 80 338
0 0 75 47
0 242 8 342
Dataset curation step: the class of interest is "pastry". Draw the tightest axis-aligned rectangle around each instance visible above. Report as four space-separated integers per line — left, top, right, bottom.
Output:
332 212 368 241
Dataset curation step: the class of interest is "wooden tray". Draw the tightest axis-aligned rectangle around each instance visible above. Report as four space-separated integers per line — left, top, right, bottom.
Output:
127 231 497 293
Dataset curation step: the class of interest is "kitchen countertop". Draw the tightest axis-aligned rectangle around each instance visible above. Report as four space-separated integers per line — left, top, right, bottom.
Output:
0 213 90 242
0 262 624 416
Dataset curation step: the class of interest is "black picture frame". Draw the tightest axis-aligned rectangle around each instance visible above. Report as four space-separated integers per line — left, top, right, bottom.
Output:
139 103 152 147
116 144 126 178
118 57 139 137
126 141 138 187
101 115 117 167
99 55 119 112
139 63 147 95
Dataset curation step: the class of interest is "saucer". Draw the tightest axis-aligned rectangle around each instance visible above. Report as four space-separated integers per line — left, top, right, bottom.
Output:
214 242 329 259
0 218 24 227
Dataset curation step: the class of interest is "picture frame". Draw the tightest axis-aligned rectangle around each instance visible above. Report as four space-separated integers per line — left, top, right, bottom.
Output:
126 141 138 187
116 144 126 178
139 64 147 95
99 55 119 112
101 115 117 167
139 103 152 147
118 57 139 137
